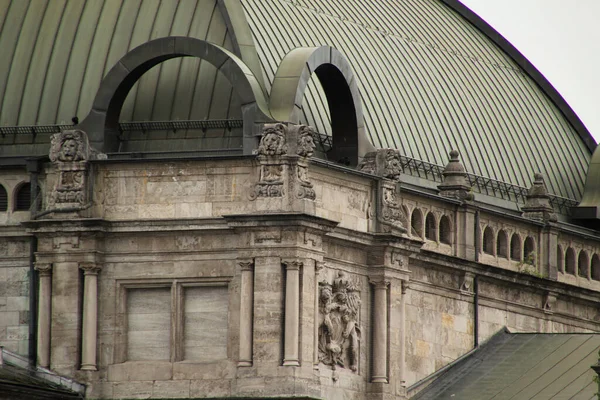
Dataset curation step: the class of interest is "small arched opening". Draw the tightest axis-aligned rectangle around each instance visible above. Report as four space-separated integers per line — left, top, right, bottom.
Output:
565 247 576 274
482 227 494 255
439 215 452 245
557 245 564 273
496 230 508 259
0 184 7 212
578 250 589 278
14 183 31 212
523 236 535 264
425 212 437 241
591 254 600 281
510 233 521 261
411 209 423 238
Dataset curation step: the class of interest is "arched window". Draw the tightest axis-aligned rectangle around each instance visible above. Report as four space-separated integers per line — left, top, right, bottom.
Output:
482 227 494 255
565 247 576 274
425 212 437 241
14 182 31 211
411 209 423 238
557 245 564 273
439 215 452 245
510 234 521 261
0 184 7 212
497 230 508 259
592 254 600 281
523 237 535 264
578 250 589 278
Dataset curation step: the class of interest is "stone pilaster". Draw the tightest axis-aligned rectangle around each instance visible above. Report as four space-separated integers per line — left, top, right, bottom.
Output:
35 263 52 368
314 261 325 368
282 259 302 367
370 278 390 383
238 259 255 367
80 262 101 371
398 281 409 388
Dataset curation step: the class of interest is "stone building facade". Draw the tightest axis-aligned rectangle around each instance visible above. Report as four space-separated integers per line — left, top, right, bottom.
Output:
1 1 599 399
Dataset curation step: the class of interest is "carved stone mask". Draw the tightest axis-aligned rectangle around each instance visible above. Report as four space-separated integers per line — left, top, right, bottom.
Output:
60 139 78 161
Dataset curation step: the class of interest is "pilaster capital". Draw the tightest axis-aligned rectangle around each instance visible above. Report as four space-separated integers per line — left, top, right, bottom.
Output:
282 259 303 271
369 278 391 290
34 263 52 276
315 261 326 275
79 263 101 275
239 259 255 272
401 280 410 294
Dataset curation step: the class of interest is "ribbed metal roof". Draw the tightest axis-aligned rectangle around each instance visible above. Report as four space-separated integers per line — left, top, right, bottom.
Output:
0 0 242 152
0 0 593 200
412 330 600 400
241 0 591 200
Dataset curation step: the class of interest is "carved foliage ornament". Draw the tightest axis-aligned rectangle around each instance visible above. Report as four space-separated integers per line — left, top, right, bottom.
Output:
318 271 361 374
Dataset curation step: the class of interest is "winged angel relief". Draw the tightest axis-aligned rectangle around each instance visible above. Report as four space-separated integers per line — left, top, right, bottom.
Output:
318 271 361 377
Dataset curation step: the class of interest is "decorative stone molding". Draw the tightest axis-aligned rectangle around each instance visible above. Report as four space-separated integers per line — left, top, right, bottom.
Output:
251 123 316 201
460 272 475 294
318 271 362 377
48 129 106 209
522 173 557 222
358 149 402 181
438 150 473 201
79 262 102 275
359 149 406 233
543 291 558 314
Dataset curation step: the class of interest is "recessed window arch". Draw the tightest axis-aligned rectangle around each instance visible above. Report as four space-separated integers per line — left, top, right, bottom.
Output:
0 184 7 212
591 254 600 281
510 233 521 261
482 226 494 255
439 215 452 245
578 250 589 278
411 208 423 238
14 182 31 211
565 247 576 275
557 245 564 273
425 212 437 241
523 236 535 264
496 230 508 259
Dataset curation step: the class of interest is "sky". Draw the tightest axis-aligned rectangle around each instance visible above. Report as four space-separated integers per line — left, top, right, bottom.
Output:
459 0 600 144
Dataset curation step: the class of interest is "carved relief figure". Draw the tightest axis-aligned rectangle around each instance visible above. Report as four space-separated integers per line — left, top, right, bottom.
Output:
50 130 88 162
297 125 316 157
318 271 361 374
383 149 402 181
258 123 287 156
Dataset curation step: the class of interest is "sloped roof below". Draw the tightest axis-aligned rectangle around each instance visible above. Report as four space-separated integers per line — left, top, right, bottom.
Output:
241 0 591 200
411 329 600 400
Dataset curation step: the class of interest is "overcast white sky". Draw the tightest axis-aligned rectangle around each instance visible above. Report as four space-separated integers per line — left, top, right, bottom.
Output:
459 0 600 144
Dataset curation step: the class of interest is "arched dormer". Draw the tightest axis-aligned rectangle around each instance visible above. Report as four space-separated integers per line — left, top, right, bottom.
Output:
439 215 452 245
497 230 508 259
510 234 521 261
411 209 423 238
482 227 494 255
425 212 437 241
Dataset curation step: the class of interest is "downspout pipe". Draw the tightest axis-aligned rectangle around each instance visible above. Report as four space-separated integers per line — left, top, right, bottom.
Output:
25 158 41 367
473 209 480 348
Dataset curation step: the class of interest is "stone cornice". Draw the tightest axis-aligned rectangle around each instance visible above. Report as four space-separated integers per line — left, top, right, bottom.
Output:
414 248 600 306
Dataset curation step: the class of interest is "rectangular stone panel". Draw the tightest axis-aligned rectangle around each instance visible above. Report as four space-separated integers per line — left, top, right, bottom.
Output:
183 286 228 361
127 288 171 361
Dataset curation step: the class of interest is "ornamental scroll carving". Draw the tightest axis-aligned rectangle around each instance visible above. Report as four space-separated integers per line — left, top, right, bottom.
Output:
250 123 317 201
318 271 361 375
48 130 105 208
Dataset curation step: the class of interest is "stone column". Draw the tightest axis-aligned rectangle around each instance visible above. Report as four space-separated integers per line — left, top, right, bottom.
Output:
35 263 52 368
283 260 302 366
371 278 390 383
399 281 408 386
314 261 325 368
238 260 254 367
80 263 101 371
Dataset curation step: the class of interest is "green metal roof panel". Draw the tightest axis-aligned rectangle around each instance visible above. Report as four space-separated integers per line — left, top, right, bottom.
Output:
0 0 241 146
241 0 591 200
411 330 600 400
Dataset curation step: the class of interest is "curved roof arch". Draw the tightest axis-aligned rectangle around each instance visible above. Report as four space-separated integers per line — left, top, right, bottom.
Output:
79 36 269 153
